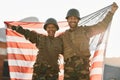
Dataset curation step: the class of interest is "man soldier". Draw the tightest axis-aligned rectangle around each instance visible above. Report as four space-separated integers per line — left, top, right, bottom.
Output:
59 2 118 80
8 18 63 80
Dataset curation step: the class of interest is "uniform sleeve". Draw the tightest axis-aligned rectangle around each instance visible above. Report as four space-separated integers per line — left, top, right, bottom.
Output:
85 11 114 38
12 26 39 44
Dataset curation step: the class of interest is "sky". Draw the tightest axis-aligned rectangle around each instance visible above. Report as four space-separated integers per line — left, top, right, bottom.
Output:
0 0 120 58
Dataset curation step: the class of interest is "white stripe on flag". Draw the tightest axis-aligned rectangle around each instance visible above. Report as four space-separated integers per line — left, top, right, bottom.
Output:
92 54 104 62
7 36 31 43
7 48 38 55
9 60 35 67
90 68 103 76
10 72 33 80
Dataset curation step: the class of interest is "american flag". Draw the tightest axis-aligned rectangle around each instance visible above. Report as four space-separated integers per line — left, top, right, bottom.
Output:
5 4 112 80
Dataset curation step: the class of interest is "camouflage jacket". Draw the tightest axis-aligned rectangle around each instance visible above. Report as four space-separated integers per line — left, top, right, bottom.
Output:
60 12 113 60
13 28 63 67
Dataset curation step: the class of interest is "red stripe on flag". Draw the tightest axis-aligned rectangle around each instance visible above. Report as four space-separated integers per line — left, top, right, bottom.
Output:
8 54 36 61
5 21 44 28
6 29 24 37
9 66 33 73
90 62 103 70
93 50 104 57
10 78 31 80
90 74 102 80
7 42 36 49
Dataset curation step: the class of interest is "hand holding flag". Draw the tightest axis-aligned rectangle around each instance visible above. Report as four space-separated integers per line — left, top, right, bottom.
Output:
111 2 118 13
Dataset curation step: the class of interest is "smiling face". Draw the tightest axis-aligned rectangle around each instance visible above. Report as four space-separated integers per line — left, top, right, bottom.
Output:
46 24 57 37
67 16 80 30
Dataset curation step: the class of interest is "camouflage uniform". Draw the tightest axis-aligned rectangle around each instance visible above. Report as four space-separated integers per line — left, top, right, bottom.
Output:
12 26 63 80
60 12 114 80
64 56 90 80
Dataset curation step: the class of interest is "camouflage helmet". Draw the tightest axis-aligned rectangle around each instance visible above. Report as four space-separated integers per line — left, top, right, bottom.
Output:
44 18 59 30
66 8 80 19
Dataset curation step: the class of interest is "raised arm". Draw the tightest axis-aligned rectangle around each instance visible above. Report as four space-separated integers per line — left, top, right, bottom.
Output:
85 2 118 38
9 25 39 44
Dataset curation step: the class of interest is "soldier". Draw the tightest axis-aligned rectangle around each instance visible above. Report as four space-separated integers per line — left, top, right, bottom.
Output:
8 18 63 80
59 2 118 80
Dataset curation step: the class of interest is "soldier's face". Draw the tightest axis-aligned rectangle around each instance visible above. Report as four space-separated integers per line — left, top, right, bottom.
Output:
46 24 57 37
67 16 79 29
